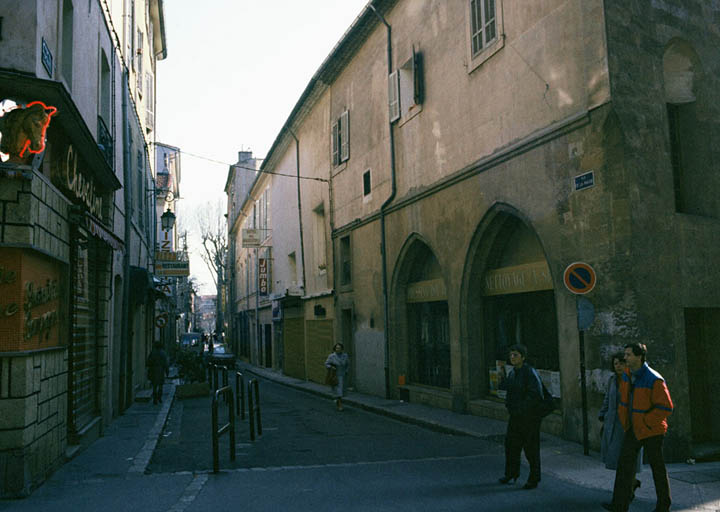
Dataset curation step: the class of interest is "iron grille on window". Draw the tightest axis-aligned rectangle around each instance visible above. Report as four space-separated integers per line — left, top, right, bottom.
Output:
97 116 113 167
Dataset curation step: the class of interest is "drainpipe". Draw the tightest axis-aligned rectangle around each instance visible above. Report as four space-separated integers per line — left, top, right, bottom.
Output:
120 72 132 412
287 128 306 294
370 3 397 399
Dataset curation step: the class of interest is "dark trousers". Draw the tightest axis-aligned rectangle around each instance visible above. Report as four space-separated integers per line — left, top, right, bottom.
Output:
504 415 541 482
612 431 671 511
152 381 163 403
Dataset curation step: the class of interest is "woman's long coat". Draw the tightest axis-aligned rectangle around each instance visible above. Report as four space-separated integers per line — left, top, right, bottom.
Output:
599 374 641 472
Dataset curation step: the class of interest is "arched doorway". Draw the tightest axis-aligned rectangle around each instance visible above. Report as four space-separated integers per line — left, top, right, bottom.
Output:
464 207 560 402
392 236 450 390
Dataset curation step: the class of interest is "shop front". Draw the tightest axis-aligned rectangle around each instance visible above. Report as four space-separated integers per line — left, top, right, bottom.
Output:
0 75 120 496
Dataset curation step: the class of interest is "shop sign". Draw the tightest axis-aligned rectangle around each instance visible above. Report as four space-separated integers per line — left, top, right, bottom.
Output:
0 249 62 352
242 228 261 248
259 258 268 295
155 259 190 277
0 100 57 163
482 261 553 296
62 145 103 217
406 278 447 303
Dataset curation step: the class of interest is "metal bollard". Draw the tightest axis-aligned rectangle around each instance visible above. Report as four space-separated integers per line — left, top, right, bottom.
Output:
247 378 262 441
236 372 245 420
211 385 235 473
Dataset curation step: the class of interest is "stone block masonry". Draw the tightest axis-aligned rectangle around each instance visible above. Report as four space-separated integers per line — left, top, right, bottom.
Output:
0 347 68 498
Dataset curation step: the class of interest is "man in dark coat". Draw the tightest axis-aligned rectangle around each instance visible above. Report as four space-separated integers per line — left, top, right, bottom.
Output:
498 343 544 489
147 342 169 404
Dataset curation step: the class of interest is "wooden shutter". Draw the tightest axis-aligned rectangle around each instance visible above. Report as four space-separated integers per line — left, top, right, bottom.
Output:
340 110 349 162
388 71 400 122
413 48 424 105
331 120 339 166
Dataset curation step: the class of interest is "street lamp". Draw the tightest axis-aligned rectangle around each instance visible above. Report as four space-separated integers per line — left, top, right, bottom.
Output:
160 209 176 230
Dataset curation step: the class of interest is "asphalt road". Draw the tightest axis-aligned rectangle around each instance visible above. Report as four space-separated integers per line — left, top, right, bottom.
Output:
147 375 611 511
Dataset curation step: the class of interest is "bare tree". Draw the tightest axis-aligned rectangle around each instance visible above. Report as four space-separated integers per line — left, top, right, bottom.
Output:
195 199 227 335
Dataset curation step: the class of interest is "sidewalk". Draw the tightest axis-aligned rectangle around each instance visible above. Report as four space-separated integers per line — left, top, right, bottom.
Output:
238 362 720 512
3 364 718 511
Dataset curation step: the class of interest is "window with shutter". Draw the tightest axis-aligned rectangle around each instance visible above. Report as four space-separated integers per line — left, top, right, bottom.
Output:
145 72 154 131
137 30 144 96
340 110 349 162
331 120 339 166
389 71 400 122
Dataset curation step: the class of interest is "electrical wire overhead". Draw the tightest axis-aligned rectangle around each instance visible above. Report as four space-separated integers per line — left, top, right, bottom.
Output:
178 149 329 183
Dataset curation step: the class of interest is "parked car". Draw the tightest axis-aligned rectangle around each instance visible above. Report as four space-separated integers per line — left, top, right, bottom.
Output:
179 332 202 351
204 343 236 369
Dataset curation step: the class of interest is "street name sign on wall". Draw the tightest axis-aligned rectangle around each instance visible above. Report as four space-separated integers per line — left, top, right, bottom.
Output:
574 170 595 191
563 262 596 294
242 228 261 248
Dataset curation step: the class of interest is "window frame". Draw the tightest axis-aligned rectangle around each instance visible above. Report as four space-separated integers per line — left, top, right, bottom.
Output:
331 109 350 167
466 0 504 74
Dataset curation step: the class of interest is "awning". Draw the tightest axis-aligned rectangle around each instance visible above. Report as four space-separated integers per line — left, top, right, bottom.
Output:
84 212 124 251
0 70 121 191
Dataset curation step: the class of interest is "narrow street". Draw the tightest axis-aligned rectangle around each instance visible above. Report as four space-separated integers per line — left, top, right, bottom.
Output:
146 375 611 511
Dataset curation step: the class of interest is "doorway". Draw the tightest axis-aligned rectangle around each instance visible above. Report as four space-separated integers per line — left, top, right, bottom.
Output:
685 308 720 444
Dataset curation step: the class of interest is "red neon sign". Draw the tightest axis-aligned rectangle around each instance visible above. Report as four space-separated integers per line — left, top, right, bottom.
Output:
19 101 57 157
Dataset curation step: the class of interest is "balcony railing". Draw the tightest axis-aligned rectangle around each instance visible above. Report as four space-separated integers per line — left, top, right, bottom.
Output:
97 116 113 167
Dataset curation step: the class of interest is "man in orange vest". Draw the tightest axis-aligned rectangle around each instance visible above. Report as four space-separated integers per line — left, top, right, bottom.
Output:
602 342 673 512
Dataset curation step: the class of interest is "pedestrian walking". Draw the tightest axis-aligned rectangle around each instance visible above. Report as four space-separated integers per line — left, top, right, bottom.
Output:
602 342 673 512
497 343 544 489
147 341 169 405
325 343 349 411
599 352 642 499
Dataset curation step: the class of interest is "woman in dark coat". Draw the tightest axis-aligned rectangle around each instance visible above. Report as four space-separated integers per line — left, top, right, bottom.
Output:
599 352 642 496
497 343 544 489
147 342 169 404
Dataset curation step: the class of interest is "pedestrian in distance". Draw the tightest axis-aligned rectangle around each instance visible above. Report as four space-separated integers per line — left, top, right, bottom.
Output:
147 341 169 405
497 343 544 489
602 342 673 512
325 343 349 411
599 352 642 501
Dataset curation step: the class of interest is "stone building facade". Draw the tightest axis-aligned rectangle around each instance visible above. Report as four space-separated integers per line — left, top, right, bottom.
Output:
226 0 719 461
0 0 167 497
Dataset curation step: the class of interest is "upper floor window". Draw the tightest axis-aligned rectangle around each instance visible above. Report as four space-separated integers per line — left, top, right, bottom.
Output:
663 39 713 217
61 0 74 87
332 110 349 166
467 0 504 73
389 48 424 123
470 0 496 56
340 235 352 287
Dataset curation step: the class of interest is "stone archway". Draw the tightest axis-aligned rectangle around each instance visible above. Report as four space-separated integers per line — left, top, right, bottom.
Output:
461 205 559 402
390 234 450 392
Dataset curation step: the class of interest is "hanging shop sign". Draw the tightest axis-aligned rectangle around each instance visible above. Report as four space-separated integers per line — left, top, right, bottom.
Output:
242 228 261 248
482 261 553 296
0 100 57 163
155 251 190 277
259 258 268 295
0 249 63 352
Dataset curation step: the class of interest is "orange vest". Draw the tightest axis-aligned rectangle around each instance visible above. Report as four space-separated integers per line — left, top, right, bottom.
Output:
617 363 673 440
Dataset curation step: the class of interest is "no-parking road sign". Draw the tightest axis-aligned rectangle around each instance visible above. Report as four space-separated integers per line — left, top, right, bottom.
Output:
563 262 596 294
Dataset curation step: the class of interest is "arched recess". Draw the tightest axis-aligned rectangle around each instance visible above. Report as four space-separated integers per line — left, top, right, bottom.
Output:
663 39 712 216
461 204 559 402
390 234 450 390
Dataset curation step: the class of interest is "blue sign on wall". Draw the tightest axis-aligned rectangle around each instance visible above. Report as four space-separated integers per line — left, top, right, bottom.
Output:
41 38 53 78
574 171 595 191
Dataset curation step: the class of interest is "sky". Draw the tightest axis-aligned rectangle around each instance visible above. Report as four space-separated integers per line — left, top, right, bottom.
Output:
155 1 369 295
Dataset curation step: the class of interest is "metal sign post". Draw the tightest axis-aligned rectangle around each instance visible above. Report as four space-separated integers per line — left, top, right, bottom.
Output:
564 263 596 456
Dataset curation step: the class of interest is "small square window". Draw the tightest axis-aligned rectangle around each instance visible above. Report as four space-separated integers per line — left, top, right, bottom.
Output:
363 169 371 196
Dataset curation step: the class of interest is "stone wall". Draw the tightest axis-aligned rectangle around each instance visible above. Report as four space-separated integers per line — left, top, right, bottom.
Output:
0 348 68 498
